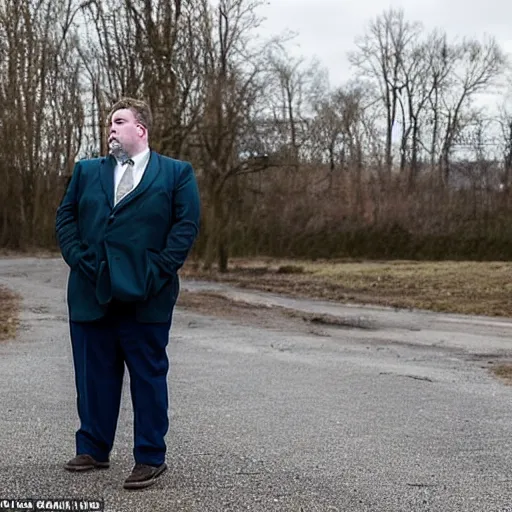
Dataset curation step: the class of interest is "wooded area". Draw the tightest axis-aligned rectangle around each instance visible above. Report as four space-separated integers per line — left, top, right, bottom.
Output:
2 0 512 269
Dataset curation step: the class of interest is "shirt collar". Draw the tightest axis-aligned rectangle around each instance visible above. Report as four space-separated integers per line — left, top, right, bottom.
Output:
116 147 150 167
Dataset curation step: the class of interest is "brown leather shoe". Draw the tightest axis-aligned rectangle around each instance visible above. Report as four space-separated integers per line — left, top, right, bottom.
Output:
123 463 167 489
64 454 110 472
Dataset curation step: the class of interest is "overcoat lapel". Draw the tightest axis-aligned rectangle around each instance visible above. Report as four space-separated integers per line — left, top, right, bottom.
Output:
99 155 116 209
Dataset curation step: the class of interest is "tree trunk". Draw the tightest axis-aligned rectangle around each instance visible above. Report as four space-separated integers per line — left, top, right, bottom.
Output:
408 120 420 191
203 186 229 272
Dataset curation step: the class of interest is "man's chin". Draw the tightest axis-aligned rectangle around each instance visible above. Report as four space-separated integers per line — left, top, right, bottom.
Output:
109 141 128 160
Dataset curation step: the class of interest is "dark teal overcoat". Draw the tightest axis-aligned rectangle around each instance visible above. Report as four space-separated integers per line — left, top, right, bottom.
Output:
56 151 201 323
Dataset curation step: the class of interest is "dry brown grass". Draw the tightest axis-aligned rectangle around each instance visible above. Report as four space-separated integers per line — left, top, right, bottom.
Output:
182 258 512 317
0 285 20 341
490 364 512 385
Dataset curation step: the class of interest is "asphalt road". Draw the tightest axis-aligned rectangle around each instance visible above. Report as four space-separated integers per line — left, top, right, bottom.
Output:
1 257 512 512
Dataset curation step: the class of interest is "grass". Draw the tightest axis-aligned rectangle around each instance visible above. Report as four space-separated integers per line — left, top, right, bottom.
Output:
181 258 512 317
490 364 512 385
0 285 20 341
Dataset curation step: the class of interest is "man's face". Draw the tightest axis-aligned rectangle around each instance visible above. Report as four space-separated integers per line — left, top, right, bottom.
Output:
108 108 144 157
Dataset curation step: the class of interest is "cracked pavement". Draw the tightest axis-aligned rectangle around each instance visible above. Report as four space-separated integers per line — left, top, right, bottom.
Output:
1 257 512 511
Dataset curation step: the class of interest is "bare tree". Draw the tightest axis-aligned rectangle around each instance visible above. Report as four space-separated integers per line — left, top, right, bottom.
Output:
197 0 274 271
266 50 326 166
310 96 344 173
437 36 504 184
349 8 421 176
310 85 365 175
81 0 203 159
496 99 512 195
0 0 83 248
395 37 434 184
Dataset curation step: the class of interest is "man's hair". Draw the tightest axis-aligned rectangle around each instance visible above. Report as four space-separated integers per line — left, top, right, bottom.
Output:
107 97 153 135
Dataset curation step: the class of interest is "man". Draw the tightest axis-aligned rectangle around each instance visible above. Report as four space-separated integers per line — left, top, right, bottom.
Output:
55 97 200 489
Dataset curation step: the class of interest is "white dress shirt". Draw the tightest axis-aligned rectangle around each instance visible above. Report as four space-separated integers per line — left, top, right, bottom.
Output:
114 147 151 194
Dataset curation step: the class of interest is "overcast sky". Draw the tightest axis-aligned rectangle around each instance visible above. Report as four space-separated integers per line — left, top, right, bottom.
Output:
256 0 512 88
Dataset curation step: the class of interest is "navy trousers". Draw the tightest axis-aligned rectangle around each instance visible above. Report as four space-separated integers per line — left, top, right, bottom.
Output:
69 304 172 466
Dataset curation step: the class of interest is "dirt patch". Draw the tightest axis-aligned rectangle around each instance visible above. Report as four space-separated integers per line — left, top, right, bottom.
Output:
177 291 369 335
179 290 284 322
177 291 310 333
0 285 20 341
490 364 512 385
181 258 512 318
283 309 375 330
